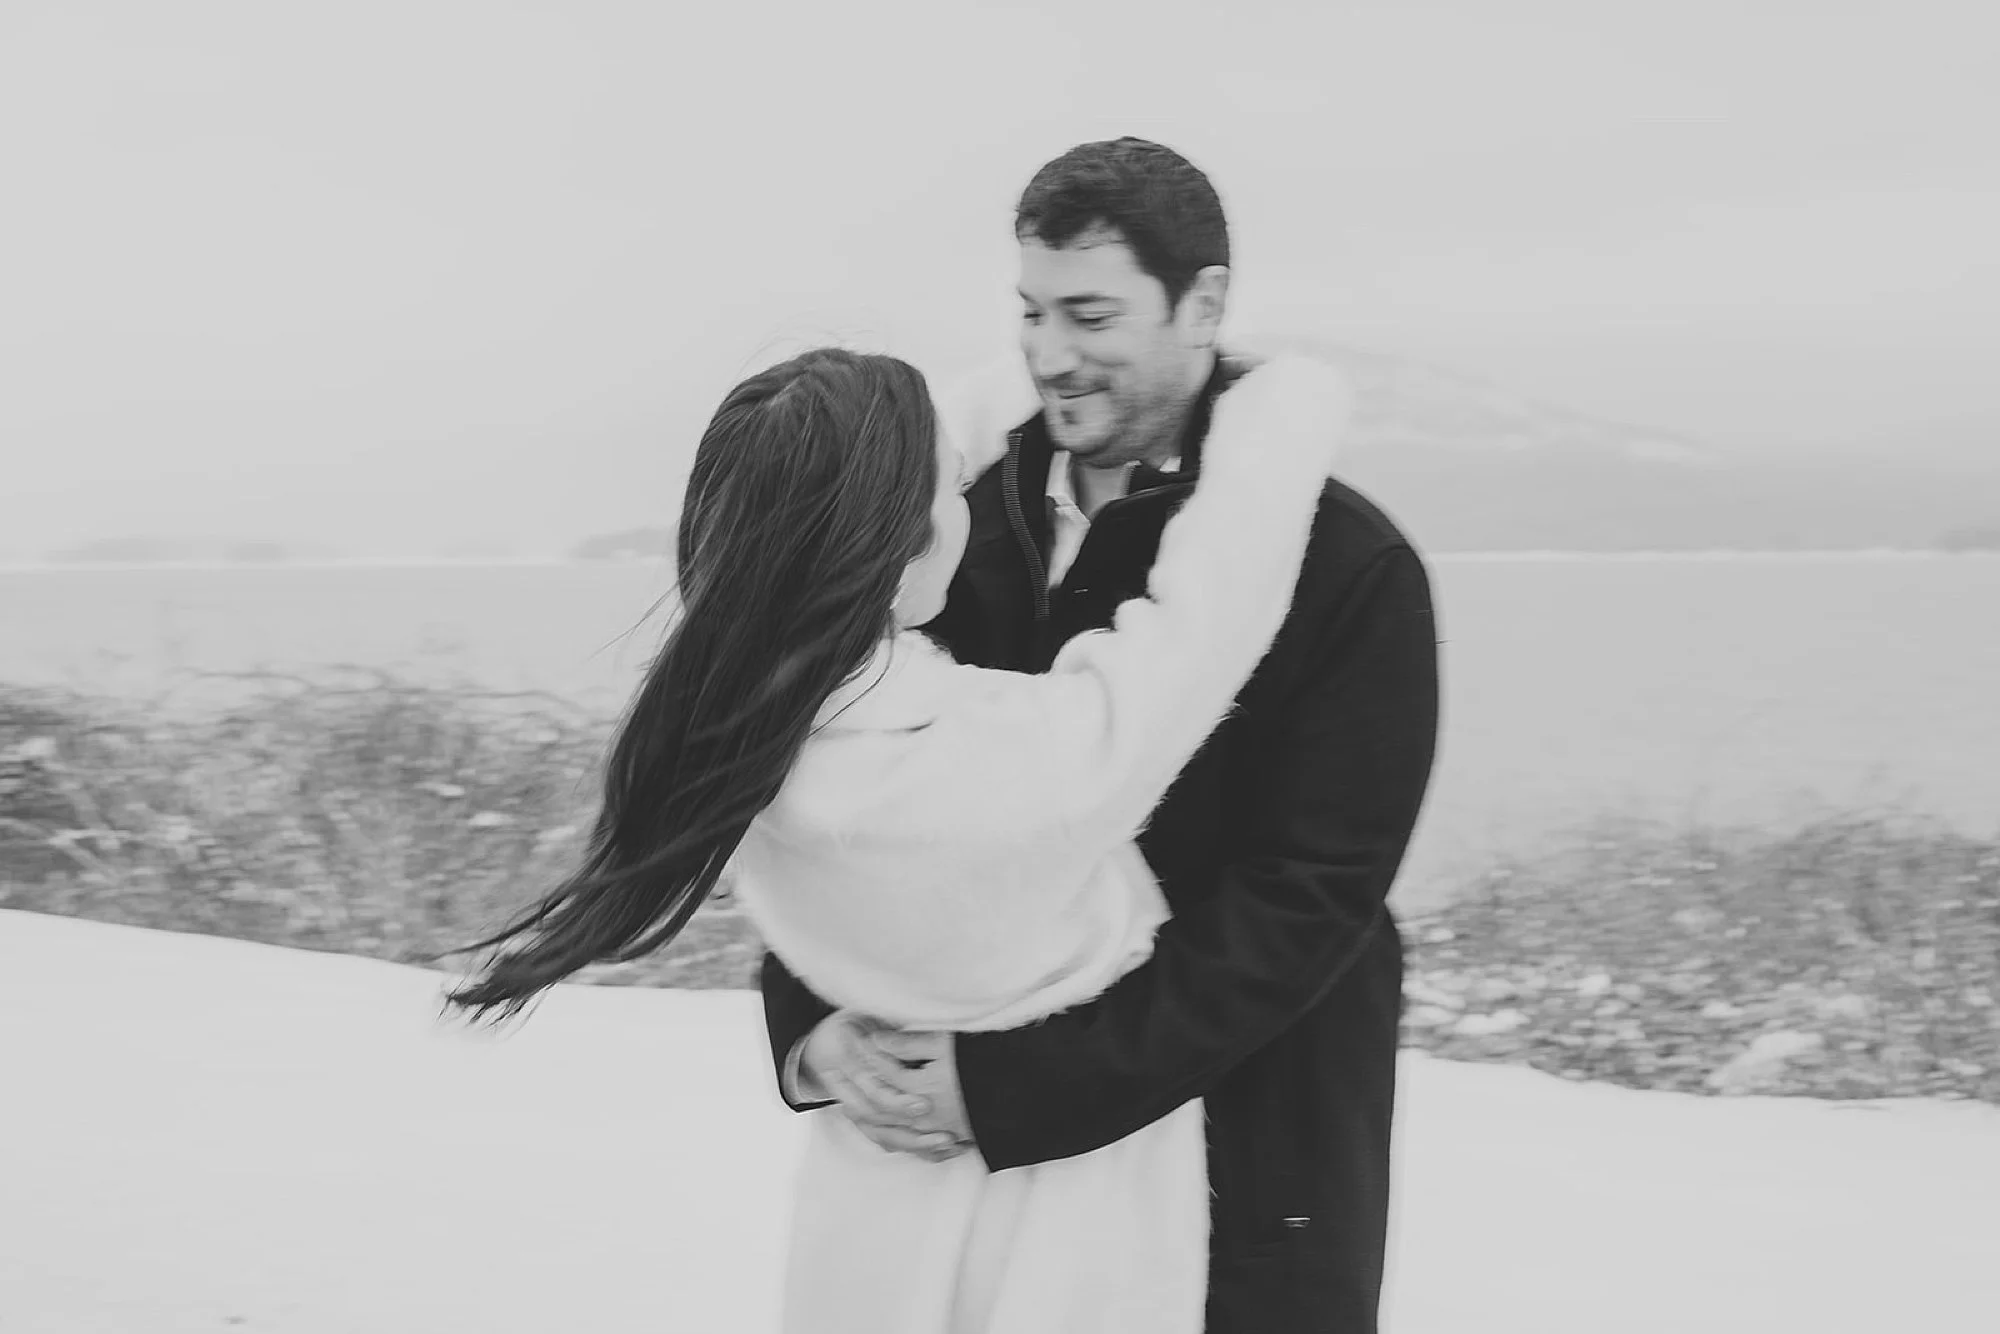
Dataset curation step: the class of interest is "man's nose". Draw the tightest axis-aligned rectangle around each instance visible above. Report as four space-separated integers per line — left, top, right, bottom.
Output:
1024 324 1082 383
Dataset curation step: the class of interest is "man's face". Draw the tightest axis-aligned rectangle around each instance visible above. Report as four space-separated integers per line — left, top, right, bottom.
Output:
1017 229 1204 464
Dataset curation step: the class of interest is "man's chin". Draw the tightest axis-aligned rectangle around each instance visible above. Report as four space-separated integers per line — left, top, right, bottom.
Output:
1045 413 1118 457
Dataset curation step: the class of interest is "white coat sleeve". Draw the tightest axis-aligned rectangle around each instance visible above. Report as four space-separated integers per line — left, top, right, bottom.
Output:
872 354 1352 860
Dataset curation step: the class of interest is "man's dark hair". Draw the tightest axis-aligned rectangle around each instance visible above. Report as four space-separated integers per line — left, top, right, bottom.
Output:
1015 137 1230 309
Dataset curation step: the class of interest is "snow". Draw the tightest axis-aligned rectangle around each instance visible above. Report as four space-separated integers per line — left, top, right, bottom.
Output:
5 910 1997 1333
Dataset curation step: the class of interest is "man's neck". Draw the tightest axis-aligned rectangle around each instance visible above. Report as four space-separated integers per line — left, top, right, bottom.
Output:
1069 456 1135 520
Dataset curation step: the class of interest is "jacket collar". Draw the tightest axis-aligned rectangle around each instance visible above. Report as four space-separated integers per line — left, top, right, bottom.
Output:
1160 355 1232 483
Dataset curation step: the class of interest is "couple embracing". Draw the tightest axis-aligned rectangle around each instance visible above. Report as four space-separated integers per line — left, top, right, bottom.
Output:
450 137 1440 1333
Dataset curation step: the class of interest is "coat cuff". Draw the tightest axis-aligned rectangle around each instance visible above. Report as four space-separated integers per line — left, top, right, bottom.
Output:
783 1035 836 1111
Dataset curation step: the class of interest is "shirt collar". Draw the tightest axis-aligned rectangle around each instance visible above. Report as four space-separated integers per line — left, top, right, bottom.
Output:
1045 448 1182 510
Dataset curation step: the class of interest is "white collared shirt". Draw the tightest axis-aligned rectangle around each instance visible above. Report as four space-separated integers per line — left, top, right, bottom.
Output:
1045 453 1183 588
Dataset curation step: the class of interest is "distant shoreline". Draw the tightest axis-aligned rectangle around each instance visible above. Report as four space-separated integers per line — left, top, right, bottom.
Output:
3 548 1996 575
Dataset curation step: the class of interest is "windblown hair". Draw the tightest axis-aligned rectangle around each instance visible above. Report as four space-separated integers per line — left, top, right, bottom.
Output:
446 348 941 1022
1015 136 1231 308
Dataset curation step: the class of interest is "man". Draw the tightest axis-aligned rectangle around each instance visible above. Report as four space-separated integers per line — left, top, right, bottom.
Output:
761 137 1439 1332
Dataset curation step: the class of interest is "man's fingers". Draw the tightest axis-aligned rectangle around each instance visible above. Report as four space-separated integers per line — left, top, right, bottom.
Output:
840 1031 935 1116
819 1050 973 1162
808 1013 953 1131
844 1055 931 1120
866 1027 949 1063
850 1119 974 1161
821 1062 923 1126
813 1015 916 1104
817 1065 877 1120
822 1066 950 1157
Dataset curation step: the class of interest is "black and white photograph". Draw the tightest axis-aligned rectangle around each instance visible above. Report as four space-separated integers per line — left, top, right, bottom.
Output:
2 2 1996 1330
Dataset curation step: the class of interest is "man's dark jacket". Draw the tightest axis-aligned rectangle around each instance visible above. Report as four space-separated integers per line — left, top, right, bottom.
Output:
760 361 1440 1333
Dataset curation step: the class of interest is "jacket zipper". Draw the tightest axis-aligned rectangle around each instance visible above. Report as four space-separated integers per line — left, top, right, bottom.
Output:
1001 429 1051 623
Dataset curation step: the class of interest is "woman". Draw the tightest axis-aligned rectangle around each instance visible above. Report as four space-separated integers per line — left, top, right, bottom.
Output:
447 346 1349 1333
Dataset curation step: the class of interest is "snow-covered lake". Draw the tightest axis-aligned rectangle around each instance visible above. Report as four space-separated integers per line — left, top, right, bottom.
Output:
5 909 1997 1332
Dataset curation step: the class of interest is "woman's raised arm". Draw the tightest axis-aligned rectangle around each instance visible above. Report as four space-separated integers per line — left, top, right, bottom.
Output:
878 354 1351 859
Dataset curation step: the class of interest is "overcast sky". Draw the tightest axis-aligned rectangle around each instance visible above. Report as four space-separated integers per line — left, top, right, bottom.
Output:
2 0 1994 555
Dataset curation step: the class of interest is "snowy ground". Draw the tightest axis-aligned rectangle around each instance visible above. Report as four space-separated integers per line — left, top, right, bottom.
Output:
5 910 1997 1334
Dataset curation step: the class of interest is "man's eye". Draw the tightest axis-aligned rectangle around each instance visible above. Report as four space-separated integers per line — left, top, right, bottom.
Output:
1021 309 1043 325
1075 313 1114 330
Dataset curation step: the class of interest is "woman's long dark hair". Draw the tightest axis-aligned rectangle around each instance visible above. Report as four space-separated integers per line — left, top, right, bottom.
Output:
445 348 940 1022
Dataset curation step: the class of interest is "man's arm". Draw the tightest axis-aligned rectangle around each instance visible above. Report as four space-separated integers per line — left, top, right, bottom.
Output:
953 539 1440 1171
759 950 837 1111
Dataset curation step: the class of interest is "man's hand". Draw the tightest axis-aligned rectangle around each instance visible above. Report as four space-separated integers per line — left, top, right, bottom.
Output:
867 1026 971 1147
800 1012 975 1163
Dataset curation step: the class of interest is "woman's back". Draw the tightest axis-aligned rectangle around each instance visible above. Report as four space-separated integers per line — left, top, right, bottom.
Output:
736 633 1169 1031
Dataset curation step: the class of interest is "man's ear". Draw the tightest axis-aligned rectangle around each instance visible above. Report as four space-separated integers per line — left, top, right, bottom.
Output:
1176 265 1230 349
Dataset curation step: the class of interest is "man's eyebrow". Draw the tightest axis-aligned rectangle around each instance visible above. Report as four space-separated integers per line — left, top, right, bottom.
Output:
1017 289 1125 308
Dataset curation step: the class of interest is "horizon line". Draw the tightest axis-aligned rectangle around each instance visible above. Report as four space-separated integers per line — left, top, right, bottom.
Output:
5 547 1998 575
